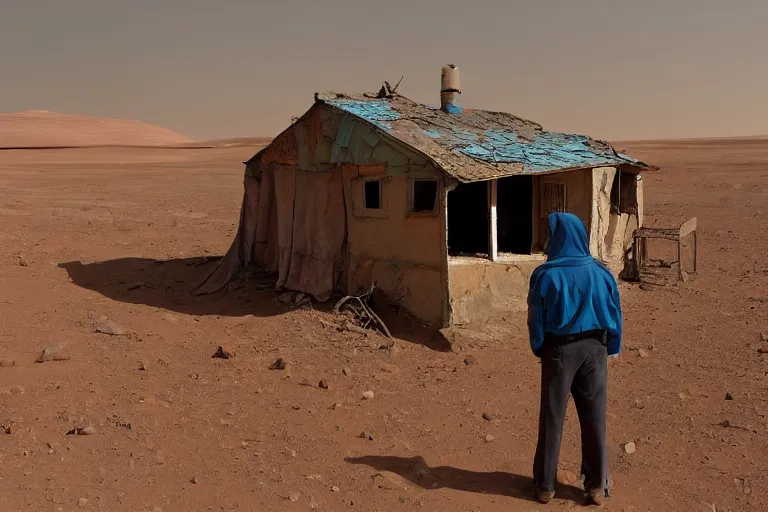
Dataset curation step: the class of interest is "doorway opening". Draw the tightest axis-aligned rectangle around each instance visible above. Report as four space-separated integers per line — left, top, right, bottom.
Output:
497 176 533 254
447 182 489 256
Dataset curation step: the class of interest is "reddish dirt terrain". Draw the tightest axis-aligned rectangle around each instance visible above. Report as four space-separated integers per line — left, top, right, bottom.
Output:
0 138 766 512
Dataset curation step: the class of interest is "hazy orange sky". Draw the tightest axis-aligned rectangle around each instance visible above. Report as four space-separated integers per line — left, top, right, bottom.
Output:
2 1 767 141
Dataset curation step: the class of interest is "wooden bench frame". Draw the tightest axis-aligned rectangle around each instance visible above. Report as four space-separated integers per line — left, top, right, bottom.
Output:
632 217 698 282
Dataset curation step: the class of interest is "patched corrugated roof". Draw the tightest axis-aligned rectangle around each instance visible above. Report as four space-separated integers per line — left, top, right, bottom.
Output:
315 92 651 182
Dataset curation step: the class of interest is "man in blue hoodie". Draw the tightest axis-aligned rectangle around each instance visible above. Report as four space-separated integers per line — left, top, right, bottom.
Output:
527 212 622 505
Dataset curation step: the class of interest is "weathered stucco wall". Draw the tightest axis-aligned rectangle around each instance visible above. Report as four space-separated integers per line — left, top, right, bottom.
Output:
253 104 449 325
447 258 544 325
539 169 592 227
276 104 447 325
343 166 445 326
590 167 642 277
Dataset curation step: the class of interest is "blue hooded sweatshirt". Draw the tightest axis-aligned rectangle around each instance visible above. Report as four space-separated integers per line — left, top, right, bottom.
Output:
527 212 622 357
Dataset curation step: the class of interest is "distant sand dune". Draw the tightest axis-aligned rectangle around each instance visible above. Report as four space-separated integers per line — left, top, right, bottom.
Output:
0 110 193 148
180 137 273 148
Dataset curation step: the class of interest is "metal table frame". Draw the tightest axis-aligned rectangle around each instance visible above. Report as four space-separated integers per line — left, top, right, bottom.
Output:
632 217 698 282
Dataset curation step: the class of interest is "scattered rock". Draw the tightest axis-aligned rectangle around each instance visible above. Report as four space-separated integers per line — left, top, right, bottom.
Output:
342 367 351 377
278 292 294 305
212 345 235 359
622 441 636 454
18 256 29 267
10 385 24 395
332 403 343 410
360 430 374 441
77 498 88 507
0 359 16 368
758 347 768 354
463 356 478 367
138 361 148 371
482 412 493 421
190 476 199 484
725 392 734 401
318 379 329 390
761 333 768 342
362 390 375 400
637 349 649 358
719 419 734 428
484 434 496 443
269 357 288 370
380 363 400 374
3 423 19 435
288 492 301 503
557 469 579 485
331 485 340 492
67 426 96 436
95 320 126 336
36 343 70 363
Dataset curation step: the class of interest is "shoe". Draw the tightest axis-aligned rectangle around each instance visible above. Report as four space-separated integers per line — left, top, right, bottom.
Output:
585 487 605 506
535 488 556 504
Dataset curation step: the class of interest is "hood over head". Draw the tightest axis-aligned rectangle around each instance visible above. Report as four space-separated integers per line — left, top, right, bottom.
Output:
544 212 590 261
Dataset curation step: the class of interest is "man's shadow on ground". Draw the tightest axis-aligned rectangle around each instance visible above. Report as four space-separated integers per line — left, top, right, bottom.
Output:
345 455 585 504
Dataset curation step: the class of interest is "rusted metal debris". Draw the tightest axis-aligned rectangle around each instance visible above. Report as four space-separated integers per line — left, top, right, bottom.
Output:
369 76 404 99
332 284 392 338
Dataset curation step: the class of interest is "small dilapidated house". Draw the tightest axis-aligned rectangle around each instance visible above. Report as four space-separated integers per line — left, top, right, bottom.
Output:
198 67 653 327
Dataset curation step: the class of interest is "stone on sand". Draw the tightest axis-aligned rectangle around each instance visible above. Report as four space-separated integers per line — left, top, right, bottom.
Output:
212 345 235 359
36 343 70 363
95 320 126 336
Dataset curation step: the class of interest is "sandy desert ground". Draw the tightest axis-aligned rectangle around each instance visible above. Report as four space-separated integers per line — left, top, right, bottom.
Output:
0 136 766 511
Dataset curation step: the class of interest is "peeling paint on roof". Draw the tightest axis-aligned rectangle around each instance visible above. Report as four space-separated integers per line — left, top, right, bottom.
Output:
455 130 631 173
324 99 400 131
316 92 652 182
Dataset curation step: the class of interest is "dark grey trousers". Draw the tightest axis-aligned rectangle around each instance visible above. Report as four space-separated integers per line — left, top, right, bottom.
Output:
533 337 608 492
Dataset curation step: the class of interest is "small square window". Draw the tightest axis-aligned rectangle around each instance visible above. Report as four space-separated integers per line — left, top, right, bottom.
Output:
364 180 381 209
412 180 438 213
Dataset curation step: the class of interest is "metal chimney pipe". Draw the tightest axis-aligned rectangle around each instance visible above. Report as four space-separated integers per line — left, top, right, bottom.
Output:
440 64 461 113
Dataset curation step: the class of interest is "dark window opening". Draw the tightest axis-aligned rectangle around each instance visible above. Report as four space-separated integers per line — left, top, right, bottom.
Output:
610 171 638 214
412 180 438 212
497 176 533 254
447 182 489 256
364 180 381 209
